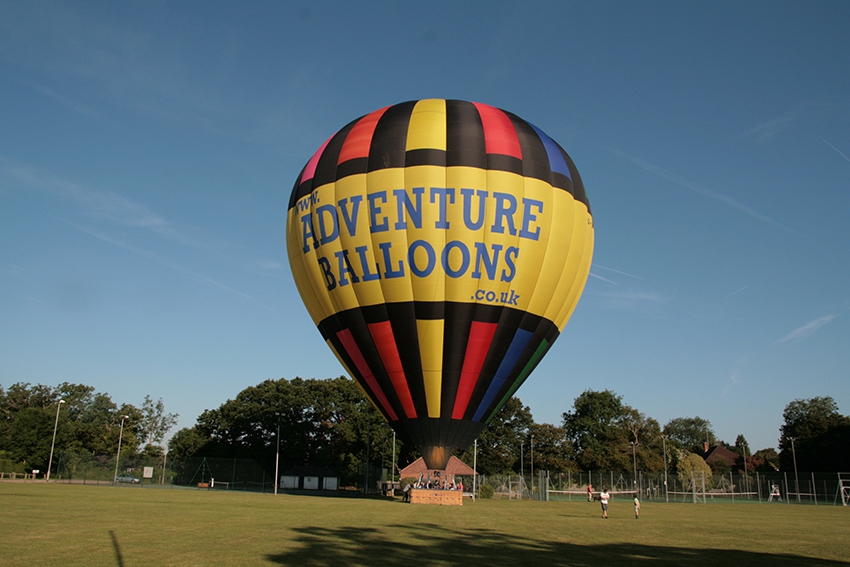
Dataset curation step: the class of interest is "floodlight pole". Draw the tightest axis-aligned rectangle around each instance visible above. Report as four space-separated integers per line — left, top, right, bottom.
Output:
473 439 478 502
46 400 65 481
530 435 534 496
274 413 281 496
391 431 396 484
630 441 638 493
113 415 130 483
789 436 800 503
661 435 669 502
520 441 524 499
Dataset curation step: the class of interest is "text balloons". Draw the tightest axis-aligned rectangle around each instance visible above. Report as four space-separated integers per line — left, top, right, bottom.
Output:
286 100 593 470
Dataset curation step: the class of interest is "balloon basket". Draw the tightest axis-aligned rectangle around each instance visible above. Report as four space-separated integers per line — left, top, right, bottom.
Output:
409 488 462 506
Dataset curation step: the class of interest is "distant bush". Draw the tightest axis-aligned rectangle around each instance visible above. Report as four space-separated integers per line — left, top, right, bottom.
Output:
478 484 494 499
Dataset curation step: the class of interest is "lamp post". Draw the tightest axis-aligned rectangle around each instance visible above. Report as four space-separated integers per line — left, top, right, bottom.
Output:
789 436 800 503
113 415 130 483
530 435 534 496
274 412 281 496
391 431 396 485
472 439 478 501
520 441 524 499
661 434 669 502
46 400 65 481
630 441 638 494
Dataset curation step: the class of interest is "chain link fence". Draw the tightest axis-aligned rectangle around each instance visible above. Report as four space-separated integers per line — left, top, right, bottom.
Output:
476 470 849 505
19 451 388 494
5 453 848 506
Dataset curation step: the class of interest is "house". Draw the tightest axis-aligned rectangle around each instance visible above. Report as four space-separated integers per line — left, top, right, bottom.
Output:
703 445 745 472
399 456 476 480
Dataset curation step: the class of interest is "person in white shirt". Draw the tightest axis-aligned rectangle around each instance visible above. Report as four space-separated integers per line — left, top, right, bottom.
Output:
600 488 610 519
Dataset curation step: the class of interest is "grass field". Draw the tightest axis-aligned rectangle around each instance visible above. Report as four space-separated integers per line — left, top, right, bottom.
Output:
2 483 848 567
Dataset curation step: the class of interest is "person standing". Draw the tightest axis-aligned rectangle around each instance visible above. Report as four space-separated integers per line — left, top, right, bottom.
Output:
600 487 610 519
634 495 641 519
587 483 594 502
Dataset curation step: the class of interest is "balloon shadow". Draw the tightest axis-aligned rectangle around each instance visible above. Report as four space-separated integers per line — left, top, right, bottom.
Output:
265 522 849 567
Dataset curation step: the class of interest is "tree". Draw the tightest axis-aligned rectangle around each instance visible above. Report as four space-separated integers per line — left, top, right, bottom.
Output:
528 422 575 474
138 395 178 448
779 396 850 472
168 426 210 458
734 434 750 459
750 448 779 472
177 376 387 485
562 389 633 472
0 382 142 472
677 451 713 491
663 416 715 454
458 396 533 475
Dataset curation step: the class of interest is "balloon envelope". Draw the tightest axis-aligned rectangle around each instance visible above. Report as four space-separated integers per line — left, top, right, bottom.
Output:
286 99 593 470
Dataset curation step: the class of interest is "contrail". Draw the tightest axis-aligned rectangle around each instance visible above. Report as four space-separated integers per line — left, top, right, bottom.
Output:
588 272 619 285
608 147 801 235
722 285 749 300
593 264 646 281
822 138 850 164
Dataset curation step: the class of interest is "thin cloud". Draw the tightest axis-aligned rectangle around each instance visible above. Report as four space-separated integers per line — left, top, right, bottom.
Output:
20 79 103 120
740 102 832 143
609 148 799 235
775 315 836 344
599 289 669 311
740 112 799 143
65 220 257 302
2 158 203 248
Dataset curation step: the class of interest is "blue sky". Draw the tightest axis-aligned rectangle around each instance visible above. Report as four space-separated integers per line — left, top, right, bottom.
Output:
2 1 848 453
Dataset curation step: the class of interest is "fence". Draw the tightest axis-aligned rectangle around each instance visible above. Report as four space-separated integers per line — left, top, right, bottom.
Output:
472 470 849 505
4 454 847 506
515 470 849 505
5 451 388 494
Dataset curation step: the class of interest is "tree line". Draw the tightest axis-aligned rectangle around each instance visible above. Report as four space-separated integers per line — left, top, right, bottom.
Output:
168 377 849 477
3 378 848 478
0 382 176 473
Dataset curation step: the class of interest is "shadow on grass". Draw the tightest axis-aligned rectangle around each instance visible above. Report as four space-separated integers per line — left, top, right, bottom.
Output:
108 530 125 567
266 522 849 567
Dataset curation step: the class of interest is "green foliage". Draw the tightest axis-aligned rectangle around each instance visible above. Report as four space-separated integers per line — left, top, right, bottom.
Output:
0 382 176 472
751 448 780 472
779 396 850 472
663 416 715 454
562 389 628 471
561 389 665 473
708 457 731 477
139 395 178 448
734 434 750 458
171 376 390 485
478 483 495 498
457 397 533 475
528 422 575 473
676 451 713 490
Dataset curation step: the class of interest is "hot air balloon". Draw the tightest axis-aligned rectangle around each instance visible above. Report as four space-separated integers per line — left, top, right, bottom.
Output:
286 99 593 470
